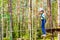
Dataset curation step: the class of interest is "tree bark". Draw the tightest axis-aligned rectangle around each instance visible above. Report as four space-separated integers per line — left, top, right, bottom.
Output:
8 0 13 40
1 0 4 40
28 0 32 40
16 0 20 38
47 0 53 40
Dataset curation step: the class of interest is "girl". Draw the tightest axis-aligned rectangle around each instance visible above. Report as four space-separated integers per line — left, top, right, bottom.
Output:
38 8 46 37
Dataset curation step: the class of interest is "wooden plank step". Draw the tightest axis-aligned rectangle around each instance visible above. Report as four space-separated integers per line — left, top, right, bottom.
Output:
46 28 60 33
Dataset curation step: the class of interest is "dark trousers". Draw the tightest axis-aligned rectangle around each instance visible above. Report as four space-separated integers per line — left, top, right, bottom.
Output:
41 19 46 34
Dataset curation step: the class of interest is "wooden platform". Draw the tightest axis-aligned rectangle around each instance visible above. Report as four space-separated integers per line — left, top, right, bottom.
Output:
46 28 60 33
45 28 60 40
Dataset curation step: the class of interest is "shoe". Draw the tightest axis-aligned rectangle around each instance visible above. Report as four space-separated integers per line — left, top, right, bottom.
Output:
41 34 46 37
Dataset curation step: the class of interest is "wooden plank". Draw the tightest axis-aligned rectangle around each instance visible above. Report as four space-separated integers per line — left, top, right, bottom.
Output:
46 28 60 33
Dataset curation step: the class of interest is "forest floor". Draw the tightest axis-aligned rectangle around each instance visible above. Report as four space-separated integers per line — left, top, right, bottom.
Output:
40 37 57 40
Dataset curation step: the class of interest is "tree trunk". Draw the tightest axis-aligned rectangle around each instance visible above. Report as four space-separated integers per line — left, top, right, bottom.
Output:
16 0 20 38
34 0 38 40
28 0 32 40
1 0 4 40
6 21 8 38
47 0 53 40
8 0 13 40
0 13 2 40
58 0 60 27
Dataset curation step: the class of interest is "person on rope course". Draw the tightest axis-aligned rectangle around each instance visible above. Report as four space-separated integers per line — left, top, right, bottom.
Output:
38 8 46 37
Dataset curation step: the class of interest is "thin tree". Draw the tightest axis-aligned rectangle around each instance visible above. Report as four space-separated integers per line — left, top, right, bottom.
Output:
0 3 1 39
58 0 60 27
1 0 4 40
47 0 53 40
28 0 32 40
8 0 13 40
6 21 8 38
16 0 20 38
34 0 38 40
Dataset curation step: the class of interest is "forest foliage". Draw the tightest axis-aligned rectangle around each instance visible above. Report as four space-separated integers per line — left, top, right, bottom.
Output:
0 0 58 40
